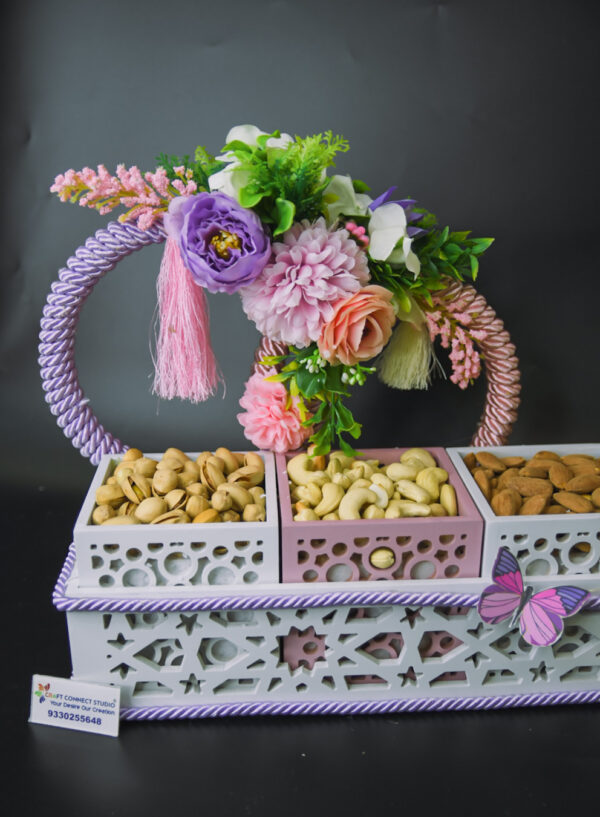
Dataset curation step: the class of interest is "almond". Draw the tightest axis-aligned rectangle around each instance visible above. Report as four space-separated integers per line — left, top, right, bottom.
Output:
519 494 549 515
592 487 600 508
463 452 477 471
501 456 527 468
562 454 595 465
474 451 506 472
553 492 594 513
548 462 572 490
532 450 561 461
564 474 600 493
503 475 554 497
473 468 492 500
519 465 548 479
498 467 521 489
545 504 567 514
569 462 600 476
491 488 522 516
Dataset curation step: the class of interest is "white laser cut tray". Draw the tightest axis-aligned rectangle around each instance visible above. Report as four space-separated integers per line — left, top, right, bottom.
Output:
54 547 600 720
447 444 600 579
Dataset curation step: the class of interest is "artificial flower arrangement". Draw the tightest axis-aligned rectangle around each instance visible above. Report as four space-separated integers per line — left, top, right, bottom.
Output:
51 125 493 456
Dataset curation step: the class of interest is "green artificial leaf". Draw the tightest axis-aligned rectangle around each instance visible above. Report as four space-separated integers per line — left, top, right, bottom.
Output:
324 366 348 394
223 140 254 155
294 367 326 398
470 254 479 278
395 285 412 313
338 436 359 457
273 197 296 236
334 400 355 431
352 178 370 193
239 186 265 209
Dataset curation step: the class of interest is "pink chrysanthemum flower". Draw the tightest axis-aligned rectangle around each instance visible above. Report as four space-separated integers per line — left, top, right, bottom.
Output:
240 218 370 347
237 373 312 453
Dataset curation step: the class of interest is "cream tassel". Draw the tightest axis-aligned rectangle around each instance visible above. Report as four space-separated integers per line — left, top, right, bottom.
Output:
377 298 434 390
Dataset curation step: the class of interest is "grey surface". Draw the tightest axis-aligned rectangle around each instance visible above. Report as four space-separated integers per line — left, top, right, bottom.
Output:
2 0 599 493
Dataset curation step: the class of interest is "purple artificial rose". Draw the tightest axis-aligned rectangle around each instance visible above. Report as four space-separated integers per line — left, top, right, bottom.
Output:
164 192 271 294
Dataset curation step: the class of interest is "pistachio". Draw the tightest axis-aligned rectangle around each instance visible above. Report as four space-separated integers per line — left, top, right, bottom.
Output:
192 508 222 523
133 457 158 478
221 510 241 523
185 495 211 518
135 496 168 523
157 456 185 473
101 516 139 525
164 489 187 510
152 469 178 496
122 447 143 462
151 509 191 524
92 504 115 525
119 473 152 504
186 482 209 498
163 447 190 464
95 483 126 508
215 447 239 475
211 491 233 512
243 503 266 522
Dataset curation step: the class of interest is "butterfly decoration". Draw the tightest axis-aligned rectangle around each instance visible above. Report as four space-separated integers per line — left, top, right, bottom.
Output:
478 547 590 647
34 683 50 703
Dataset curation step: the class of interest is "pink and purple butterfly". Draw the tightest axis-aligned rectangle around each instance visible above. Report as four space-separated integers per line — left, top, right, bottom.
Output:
478 547 590 647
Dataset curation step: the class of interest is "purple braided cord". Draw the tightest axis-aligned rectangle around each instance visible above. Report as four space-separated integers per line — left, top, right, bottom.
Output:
38 221 165 464
120 689 600 721
53 543 600 614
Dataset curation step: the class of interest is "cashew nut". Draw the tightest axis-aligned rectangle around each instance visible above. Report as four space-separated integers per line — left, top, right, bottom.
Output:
440 483 458 516
371 473 394 498
286 453 328 486
294 507 319 521
396 479 433 504
339 488 377 520
386 462 420 481
368 482 389 509
416 467 449 500
329 451 354 469
363 504 385 519
314 482 345 516
393 500 432 517
322 512 340 521
295 483 323 507
400 447 438 469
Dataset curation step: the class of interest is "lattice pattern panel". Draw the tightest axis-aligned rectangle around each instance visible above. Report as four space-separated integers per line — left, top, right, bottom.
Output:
447 445 600 578
276 449 484 583
67 601 600 709
73 453 279 588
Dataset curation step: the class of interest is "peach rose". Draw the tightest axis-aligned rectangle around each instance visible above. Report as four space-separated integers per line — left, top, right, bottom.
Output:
317 285 396 366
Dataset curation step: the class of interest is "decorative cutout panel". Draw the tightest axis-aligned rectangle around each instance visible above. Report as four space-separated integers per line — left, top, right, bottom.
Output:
67 601 600 710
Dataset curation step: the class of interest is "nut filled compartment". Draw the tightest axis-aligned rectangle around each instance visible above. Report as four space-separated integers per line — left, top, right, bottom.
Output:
73 449 278 588
276 447 483 582
447 444 600 580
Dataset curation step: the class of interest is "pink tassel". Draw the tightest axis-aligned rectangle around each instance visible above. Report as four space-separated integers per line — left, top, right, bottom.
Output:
152 237 221 402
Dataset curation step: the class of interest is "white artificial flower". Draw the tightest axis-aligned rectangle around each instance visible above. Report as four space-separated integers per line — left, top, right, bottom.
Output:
323 174 372 224
208 124 293 200
368 202 421 276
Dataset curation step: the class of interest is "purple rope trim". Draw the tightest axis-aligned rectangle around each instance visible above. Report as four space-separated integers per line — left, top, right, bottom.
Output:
39 221 165 464
53 544 600 614
120 688 600 721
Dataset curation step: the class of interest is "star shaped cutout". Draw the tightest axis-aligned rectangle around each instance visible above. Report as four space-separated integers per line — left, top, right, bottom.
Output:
399 666 423 687
176 613 200 635
401 607 424 629
529 661 552 682
107 632 133 650
179 674 203 694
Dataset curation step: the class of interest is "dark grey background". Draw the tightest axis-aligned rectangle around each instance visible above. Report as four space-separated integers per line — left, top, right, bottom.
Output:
3 1 600 814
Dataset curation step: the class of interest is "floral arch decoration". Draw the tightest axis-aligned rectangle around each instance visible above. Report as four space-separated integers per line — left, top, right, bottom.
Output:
40 125 520 463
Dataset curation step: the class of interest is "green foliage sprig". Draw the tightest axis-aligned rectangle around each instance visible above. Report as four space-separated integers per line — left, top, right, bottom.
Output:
262 344 373 456
224 131 349 235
